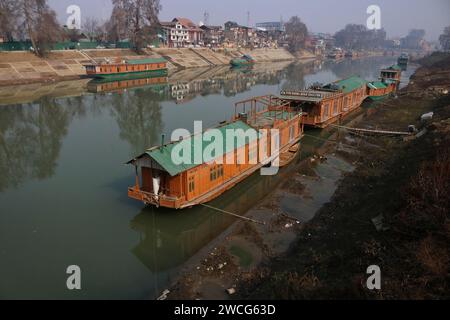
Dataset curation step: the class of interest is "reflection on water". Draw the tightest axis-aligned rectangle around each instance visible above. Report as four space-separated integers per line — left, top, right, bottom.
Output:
0 56 409 299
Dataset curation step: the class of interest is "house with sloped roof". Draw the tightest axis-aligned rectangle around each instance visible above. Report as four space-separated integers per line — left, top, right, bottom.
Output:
159 18 204 47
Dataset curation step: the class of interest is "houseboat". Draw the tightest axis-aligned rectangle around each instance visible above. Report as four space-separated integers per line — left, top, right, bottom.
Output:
230 54 255 67
280 76 367 128
327 48 344 60
366 65 402 100
380 65 402 88
366 81 396 101
397 53 409 66
85 58 168 80
87 76 168 94
127 95 304 209
345 51 359 58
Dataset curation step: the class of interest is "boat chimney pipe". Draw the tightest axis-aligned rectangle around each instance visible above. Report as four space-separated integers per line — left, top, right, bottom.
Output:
160 134 165 152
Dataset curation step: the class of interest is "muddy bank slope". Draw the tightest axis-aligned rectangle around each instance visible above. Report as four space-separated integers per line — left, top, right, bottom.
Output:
239 52 450 300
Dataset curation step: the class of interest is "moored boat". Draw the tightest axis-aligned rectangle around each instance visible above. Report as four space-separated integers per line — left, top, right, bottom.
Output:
366 81 394 100
127 95 304 209
85 58 168 80
280 76 367 128
397 53 409 66
230 54 255 67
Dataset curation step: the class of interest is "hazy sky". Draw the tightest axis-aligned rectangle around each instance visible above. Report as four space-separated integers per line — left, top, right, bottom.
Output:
48 0 450 40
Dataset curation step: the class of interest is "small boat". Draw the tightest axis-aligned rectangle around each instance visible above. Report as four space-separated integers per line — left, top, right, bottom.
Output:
397 53 409 66
85 58 168 80
230 54 255 67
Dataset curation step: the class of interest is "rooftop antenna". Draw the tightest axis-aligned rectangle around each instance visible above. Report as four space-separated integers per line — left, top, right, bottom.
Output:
204 11 210 26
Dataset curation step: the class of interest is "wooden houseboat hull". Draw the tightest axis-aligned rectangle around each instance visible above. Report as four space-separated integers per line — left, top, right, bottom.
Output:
127 137 302 209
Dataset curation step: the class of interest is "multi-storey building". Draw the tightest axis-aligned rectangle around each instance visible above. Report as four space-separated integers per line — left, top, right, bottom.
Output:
159 18 204 48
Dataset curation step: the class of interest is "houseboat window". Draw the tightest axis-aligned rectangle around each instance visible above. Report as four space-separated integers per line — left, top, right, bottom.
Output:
323 103 330 119
333 100 338 115
188 176 195 192
289 125 295 141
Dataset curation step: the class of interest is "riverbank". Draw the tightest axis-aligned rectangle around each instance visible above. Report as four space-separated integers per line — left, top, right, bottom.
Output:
0 47 297 87
165 52 450 300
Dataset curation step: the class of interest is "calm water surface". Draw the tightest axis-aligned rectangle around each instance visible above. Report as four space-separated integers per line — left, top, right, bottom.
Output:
0 57 415 299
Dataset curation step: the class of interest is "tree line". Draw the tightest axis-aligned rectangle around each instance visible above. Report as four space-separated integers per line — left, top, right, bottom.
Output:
0 0 161 56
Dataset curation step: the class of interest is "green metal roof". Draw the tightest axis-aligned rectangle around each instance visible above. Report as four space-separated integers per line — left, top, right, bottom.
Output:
262 111 297 120
333 76 367 93
367 81 387 89
383 64 402 71
139 120 260 176
127 58 167 65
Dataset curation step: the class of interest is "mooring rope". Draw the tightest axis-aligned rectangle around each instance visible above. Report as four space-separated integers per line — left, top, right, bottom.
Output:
201 203 266 225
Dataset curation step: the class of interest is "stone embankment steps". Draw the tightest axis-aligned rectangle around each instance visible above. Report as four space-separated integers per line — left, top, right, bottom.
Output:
0 48 298 85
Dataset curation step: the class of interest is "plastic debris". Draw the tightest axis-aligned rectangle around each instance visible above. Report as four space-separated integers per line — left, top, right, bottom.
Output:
226 288 236 295
421 112 434 122
157 289 170 301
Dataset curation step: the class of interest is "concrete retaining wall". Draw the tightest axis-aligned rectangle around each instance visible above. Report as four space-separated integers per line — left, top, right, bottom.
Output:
0 47 297 86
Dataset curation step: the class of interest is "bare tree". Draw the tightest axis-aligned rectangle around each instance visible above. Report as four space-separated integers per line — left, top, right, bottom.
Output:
109 0 161 51
284 16 308 53
20 0 62 56
334 24 386 50
83 16 100 42
0 0 20 41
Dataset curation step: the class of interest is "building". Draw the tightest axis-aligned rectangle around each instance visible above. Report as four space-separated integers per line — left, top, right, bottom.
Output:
200 25 224 48
255 22 285 32
159 18 204 48
223 21 255 47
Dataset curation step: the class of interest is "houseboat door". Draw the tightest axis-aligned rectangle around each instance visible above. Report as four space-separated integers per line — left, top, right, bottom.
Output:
187 171 197 201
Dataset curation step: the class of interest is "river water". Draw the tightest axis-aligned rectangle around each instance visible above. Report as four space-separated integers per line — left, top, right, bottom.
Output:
0 56 415 299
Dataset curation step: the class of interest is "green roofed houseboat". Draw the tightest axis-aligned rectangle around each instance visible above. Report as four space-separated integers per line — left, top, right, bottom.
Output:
280 76 368 128
127 95 304 209
85 57 168 80
230 54 255 67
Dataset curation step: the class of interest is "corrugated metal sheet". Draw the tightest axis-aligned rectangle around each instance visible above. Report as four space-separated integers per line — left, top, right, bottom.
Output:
333 76 367 93
368 81 387 89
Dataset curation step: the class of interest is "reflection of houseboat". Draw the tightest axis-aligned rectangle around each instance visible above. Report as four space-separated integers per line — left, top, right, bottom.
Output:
85 58 168 80
127 95 304 209
280 76 367 128
345 51 359 58
87 76 168 94
366 81 395 101
230 54 255 67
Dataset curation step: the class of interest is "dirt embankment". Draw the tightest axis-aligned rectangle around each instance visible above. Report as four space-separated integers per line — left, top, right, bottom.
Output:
238 52 450 300
164 53 450 300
